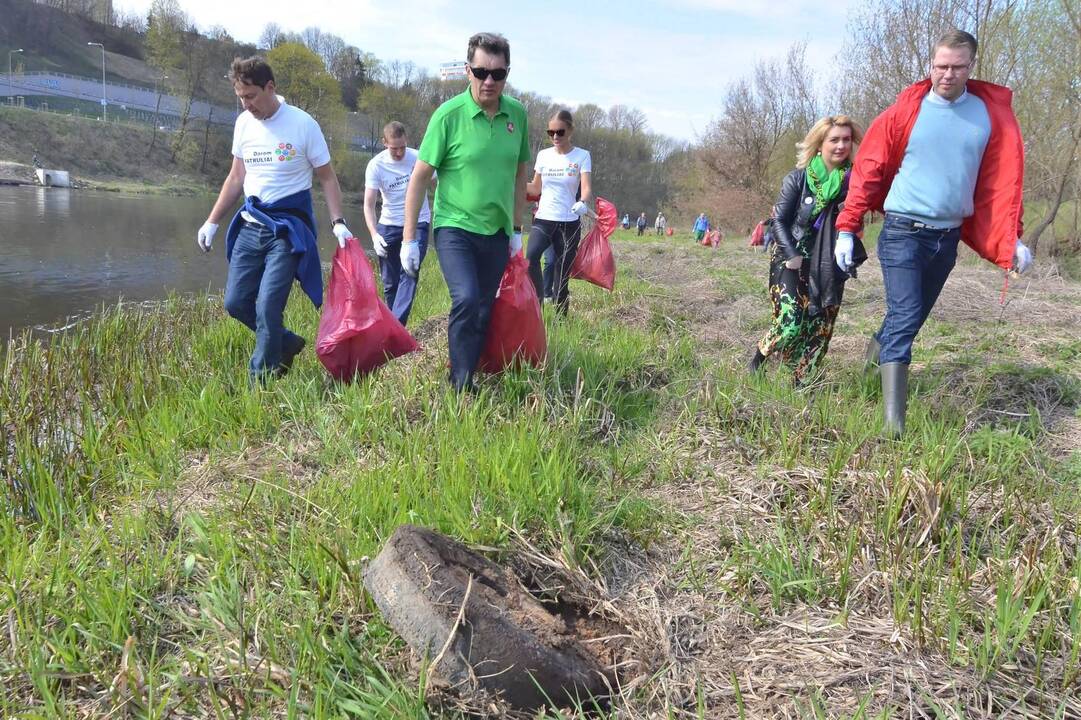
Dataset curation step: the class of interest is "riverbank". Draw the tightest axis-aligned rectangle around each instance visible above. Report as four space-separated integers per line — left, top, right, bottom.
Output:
0 104 227 195
2 232 1079 717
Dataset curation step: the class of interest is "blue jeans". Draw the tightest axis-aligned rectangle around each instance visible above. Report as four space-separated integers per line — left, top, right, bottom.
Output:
223 221 305 377
434 226 510 390
875 214 960 365
377 222 429 326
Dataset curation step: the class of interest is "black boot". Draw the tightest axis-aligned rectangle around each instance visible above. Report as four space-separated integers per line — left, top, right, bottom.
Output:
748 347 766 374
881 362 908 438
864 336 881 372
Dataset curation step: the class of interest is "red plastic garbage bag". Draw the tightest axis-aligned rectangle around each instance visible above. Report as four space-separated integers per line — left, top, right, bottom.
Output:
665 227 674 236
749 221 766 247
477 253 546 373
570 196 618 291
316 240 418 381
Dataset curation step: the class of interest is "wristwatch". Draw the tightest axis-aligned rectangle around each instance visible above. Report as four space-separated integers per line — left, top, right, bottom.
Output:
331 217 346 229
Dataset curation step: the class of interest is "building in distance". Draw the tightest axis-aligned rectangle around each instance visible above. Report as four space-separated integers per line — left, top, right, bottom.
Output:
438 61 467 81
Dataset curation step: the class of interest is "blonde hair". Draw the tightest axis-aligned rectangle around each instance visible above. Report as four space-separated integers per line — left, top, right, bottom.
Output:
795 115 865 169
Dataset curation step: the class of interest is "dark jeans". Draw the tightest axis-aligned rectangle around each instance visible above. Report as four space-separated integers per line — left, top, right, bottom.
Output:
377 222 429 326
434 226 510 390
542 245 555 298
875 213 960 365
223 220 305 378
527 218 580 313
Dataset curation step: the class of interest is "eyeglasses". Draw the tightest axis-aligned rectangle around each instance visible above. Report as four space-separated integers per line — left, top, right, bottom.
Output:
469 66 508 82
546 128 567 138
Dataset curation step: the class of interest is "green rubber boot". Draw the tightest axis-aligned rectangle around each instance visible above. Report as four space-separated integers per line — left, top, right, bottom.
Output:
881 362 908 438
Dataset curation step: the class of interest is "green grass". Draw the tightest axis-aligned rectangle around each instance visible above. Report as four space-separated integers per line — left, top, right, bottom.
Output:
2 235 1079 717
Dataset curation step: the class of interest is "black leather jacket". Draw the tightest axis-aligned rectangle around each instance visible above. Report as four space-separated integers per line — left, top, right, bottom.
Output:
771 168 847 262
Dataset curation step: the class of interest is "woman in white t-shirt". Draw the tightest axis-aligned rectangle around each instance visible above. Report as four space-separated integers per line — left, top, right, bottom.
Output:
525 109 592 314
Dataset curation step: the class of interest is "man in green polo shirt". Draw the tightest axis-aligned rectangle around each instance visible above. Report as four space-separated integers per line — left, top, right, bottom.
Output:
402 32 531 391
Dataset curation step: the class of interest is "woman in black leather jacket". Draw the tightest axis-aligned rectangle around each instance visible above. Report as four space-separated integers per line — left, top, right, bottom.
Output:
750 115 865 384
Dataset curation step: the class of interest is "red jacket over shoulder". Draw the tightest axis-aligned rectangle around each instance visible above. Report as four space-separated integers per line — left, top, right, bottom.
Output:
836 79 1024 270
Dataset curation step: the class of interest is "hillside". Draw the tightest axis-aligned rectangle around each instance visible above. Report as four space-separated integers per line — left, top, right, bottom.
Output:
0 104 231 191
0 0 252 103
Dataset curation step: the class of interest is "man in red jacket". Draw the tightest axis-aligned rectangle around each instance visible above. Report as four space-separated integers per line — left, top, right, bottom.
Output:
834 29 1033 438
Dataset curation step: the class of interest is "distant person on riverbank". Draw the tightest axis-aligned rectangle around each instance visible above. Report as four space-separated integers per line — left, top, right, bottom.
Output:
693 213 709 241
636 212 647 236
749 115 865 387
401 32 530 392
196 55 353 381
836 29 1031 437
364 120 432 325
622 213 630 229
654 212 666 236
526 108 592 315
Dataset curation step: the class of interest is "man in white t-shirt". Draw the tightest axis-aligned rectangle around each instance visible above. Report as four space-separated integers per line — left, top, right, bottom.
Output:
363 121 433 325
196 56 353 381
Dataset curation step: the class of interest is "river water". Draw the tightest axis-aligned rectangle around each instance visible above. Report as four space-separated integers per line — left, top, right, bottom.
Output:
0 186 370 339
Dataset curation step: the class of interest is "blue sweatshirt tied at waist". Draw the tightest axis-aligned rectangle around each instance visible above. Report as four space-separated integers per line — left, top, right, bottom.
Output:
225 189 323 308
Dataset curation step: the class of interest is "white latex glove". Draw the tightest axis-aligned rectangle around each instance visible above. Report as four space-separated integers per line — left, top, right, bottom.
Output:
332 222 353 249
570 201 589 217
785 255 803 270
509 232 523 255
401 239 421 277
372 232 388 258
835 231 855 271
1013 240 1033 275
197 221 218 253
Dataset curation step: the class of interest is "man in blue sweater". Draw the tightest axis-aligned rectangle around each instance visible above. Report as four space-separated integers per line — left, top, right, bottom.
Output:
835 30 1031 437
196 57 354 382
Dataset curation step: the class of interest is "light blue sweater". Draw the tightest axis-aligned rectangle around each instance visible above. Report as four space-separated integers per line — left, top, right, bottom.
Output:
883 89 991 229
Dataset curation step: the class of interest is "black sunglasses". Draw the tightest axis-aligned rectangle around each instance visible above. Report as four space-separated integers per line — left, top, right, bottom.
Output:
546 128 567 138
469 66 509 82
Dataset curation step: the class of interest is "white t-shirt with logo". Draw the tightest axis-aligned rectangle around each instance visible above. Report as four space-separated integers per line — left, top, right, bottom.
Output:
231 97 332 205
534 146 592 222
365 147 431 226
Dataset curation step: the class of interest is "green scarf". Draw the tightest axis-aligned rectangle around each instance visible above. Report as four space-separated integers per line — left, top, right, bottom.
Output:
806 154 848 217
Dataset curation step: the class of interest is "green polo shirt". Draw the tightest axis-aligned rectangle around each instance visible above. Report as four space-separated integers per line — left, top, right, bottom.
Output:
418 89 530 238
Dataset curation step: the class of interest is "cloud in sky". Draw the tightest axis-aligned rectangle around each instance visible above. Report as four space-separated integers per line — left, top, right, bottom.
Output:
114 0 860 140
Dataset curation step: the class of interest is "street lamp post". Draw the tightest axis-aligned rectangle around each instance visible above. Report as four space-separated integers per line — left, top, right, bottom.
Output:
87 42 106 121
7 48 23 106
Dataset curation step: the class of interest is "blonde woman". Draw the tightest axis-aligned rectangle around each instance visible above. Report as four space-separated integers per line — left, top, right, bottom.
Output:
749 115 865 385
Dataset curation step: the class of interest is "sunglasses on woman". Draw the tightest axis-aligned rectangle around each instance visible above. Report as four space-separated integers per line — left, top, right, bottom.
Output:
546 128 567 137
469 66 509 81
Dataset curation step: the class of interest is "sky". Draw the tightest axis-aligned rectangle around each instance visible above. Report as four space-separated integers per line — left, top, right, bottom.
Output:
115 0 862 141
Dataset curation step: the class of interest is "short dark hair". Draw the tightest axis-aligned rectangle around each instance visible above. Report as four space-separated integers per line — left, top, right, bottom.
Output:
467 32 510 66
549 109 573 130
934 29 978 59
383 121 406 140
230 56 275 88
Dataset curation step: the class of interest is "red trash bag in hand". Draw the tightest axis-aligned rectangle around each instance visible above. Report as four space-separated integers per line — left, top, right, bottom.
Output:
477 253 546 373
749 221 765 247
316 240 418 381
570 196 618 291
